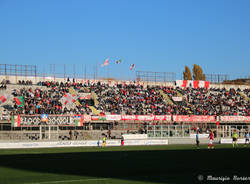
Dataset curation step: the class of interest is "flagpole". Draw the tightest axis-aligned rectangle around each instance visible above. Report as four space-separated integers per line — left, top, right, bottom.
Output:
120 63 122 80
107 64 109 79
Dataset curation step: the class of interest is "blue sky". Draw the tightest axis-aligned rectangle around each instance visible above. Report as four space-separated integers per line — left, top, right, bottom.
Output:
0 0 250 80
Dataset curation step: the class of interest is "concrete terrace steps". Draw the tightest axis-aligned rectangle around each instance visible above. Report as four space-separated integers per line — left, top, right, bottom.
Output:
89 106 100 115
239 92 250 103
159 90 174 105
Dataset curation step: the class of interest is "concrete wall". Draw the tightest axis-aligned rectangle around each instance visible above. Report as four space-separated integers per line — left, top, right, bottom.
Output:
1 75 249 89
168 137 220 145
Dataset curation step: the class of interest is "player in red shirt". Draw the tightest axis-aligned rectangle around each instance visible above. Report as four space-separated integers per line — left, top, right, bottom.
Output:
208 130 214 149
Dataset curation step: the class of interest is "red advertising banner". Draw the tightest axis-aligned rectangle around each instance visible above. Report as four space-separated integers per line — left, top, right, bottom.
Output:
176 80 210 88
120 115 172 121
245 116 250 122
91 116 99 121
193 80 199 88
154 115 172 121
220 116 250 122
173 115 215 122
121 115 137 121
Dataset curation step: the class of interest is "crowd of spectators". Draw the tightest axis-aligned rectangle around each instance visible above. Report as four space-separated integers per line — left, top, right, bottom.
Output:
1 79 10 87
95 84 170 115
1 80 249 116
163 87 250 116
11 80 92 115
18 80 32 85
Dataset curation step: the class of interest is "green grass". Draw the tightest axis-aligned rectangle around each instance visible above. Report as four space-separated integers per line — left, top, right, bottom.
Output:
0 144 250 184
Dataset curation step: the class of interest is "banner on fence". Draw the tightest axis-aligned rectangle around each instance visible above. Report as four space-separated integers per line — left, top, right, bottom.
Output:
79 93 91 100
11 115 20 127
106 115 121 121
13 114 249 127
41 114 48 122
19 115 72 126
220 116 250 122
71 115 83 126
91 115 106 121
176 80 210 88
121 115 171 121
83 115 91 122
173 115 215 122
172 97 183 101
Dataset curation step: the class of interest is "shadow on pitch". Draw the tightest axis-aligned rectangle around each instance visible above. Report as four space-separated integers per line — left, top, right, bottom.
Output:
0 148 250 184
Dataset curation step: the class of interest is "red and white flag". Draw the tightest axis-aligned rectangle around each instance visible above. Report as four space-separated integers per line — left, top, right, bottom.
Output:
101 58 109 67
129 64 135 70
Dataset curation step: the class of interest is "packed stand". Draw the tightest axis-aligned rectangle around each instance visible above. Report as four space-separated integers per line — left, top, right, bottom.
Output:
163 87 250 116
95 84 170 115
4 80 250 116
11 80 92 115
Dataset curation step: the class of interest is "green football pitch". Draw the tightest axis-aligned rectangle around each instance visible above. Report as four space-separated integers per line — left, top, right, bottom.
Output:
0 144 249 184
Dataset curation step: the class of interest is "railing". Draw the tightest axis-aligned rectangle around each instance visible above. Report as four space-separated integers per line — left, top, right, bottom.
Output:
147 125 191 138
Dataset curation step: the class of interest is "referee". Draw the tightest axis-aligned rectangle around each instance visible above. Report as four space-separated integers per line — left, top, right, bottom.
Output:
232 130 238 148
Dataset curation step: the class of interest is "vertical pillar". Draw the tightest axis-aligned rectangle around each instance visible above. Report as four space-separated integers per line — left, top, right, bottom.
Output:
168 124 170 137
161 124 162 138
40 125 42 140
153 125 155 137
175 125 177 137
49 126 51 140
182 124 184 137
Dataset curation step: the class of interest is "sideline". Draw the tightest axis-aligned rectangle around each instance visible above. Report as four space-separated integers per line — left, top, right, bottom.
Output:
25 178 109 184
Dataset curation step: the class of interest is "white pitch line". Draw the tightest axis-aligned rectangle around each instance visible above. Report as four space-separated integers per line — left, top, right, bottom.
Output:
25 178 109 184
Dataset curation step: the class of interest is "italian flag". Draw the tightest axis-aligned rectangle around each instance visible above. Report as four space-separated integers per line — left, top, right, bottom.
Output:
73 115 83 126
11 115 21 127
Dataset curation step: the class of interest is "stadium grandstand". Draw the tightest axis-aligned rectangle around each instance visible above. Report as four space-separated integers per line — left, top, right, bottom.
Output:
0 64 249 143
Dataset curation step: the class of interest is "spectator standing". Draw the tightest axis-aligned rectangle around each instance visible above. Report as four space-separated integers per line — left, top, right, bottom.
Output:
69 130 73 140
74 130 78 140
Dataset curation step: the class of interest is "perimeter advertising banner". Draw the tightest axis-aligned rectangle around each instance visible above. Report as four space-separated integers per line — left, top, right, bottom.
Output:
13 114 249 127
220 116 250 122
173 115 215 122
121 115 171 121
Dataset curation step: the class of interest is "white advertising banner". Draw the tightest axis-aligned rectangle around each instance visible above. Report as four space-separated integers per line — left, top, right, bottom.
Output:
0 140 120 149
122 134 148 140
172 97 183 102
124 139 168 146
106 115 121 121
190 134 209 139
220 138 245 144
0 139 169 149
220 116 249 122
